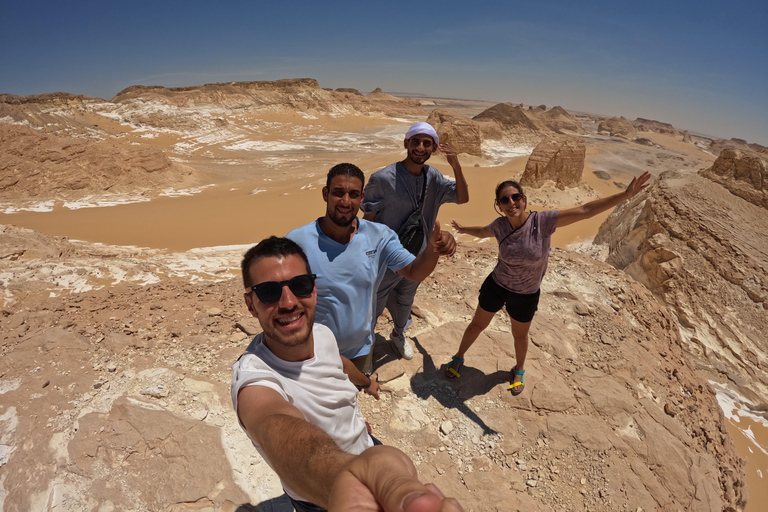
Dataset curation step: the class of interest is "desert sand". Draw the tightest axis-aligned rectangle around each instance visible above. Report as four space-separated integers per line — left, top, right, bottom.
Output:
1 82 766 511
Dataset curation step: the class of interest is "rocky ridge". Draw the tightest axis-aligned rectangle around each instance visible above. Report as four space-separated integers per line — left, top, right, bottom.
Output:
594 170 768 417
0 124 198 203
0 224 745 512
425 104 586 158
632 118 680 137
110 80 424 119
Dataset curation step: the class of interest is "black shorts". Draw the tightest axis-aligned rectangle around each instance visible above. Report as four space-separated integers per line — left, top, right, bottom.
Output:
478 274 540 323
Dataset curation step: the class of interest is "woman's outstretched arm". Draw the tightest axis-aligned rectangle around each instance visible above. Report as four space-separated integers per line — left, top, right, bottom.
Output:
556 171 651 228
451 220 493 238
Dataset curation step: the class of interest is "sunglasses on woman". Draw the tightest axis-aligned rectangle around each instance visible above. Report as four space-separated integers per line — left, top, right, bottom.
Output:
249 274 317 304
498 193 524 204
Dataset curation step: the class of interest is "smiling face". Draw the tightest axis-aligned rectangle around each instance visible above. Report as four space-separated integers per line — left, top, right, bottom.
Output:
496 185 527 222
244 254 316 357
322 174 364 227
404 134 436 166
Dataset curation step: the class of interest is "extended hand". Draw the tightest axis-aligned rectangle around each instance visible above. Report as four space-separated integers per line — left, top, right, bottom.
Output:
434 230 457 257
438 143 460 170
363 377 380 400
450 219 464 233
625 171 652 198
327 446 464 512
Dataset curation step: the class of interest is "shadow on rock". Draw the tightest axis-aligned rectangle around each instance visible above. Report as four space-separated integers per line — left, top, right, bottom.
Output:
236 494 294 511
409 336 506 436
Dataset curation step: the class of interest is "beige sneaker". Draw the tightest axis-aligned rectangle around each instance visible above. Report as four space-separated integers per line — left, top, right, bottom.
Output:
390 332 414 360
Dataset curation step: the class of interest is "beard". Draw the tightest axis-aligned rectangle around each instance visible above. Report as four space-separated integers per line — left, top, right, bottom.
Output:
263 307 315 349
406 148 431 166
327 208 356 227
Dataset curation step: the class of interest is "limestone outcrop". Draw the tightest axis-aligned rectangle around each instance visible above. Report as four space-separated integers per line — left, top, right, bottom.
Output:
700 148 768 209
0 124 197 201
471 103 586 151
109 80 425 118
632 117 680 136
708 138 768 155
521 136 586 189
597 116 637 140
426 108 483 156
595 171 768 416
537 106 587 135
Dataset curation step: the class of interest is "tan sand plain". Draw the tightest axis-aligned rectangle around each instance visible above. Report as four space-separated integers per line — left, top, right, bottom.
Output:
2 151 628 252
726 415 768 508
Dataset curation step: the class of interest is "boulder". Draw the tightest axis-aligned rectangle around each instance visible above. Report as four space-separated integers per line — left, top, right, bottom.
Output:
521 136 586 189
426 108 483 157
700 148 768 209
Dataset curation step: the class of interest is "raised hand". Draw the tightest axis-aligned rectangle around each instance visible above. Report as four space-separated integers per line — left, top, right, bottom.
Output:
438 143 460 170
625 171 652 198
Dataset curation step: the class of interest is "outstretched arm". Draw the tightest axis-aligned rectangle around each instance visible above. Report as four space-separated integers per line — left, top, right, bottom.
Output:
237 386 462 511
397 220 454 281
451 220 493 238
556 171 651 228
329 445 465 512
439 143 468 204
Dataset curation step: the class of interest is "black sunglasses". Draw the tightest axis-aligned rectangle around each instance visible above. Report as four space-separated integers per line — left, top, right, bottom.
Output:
249 274 316 304
498 193 524 204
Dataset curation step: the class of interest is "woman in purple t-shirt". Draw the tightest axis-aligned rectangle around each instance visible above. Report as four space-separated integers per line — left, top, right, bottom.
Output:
446 172 650 395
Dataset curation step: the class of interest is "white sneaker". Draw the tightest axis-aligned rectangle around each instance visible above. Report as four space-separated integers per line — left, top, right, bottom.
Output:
390 332 414 360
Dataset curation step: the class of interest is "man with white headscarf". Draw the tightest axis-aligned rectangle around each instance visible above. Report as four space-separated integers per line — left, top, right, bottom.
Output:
362 122 469 359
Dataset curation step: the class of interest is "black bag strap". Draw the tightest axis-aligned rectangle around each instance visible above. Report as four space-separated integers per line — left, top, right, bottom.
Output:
498 211 537 245
416 169 428 212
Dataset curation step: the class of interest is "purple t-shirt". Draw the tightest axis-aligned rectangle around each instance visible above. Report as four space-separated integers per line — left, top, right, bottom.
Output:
488 210 559 294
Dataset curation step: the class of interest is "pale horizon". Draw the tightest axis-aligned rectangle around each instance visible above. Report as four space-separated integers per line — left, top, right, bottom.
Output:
2 0 766 145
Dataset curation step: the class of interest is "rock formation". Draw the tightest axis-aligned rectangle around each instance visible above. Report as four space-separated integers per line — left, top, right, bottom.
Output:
425 108 483 157
521 136 586 189
632 118 680 136
470 103 586 150
681 130 693 143
474 102 541 133
708 138 768 155
537 106 587 135
700 148 768 209
597 116 637 140
0 124 197 201
107 80 425 118
335 87 362 95
595 171 768 418
0 225 746 511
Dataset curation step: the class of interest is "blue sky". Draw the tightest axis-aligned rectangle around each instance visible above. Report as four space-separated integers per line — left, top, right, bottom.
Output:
2 0 766 144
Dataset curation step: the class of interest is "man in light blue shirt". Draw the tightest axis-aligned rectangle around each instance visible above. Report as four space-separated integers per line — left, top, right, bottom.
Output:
287 163 455 376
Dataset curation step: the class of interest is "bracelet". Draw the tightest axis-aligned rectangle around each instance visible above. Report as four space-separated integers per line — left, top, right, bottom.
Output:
357 374 372 390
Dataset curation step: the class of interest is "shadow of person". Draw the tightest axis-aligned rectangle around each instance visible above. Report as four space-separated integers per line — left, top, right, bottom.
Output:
408 336 507 436
371 332 399 370
236 493 293 511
